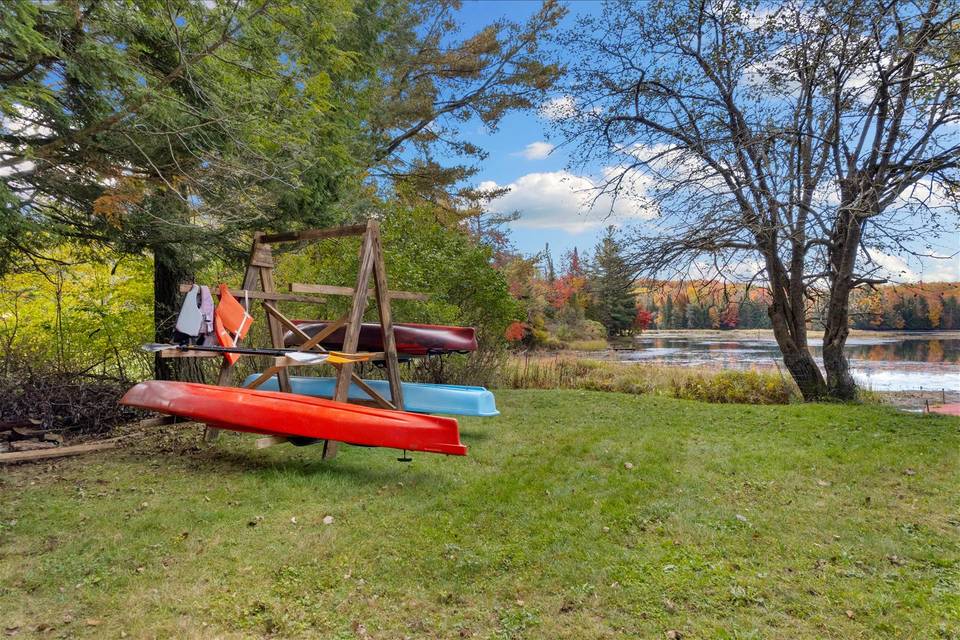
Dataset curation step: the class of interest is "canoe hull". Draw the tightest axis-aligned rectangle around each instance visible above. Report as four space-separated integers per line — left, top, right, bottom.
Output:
286 321 477 355
120 381 466 455
243 375 499 417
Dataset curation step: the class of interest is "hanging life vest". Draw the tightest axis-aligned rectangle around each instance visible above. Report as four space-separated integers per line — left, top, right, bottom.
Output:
214 284 254 365
175 285 203 338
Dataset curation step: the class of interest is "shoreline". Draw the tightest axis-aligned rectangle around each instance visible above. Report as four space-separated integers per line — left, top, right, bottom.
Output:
511 329 960 407
626 328 960 341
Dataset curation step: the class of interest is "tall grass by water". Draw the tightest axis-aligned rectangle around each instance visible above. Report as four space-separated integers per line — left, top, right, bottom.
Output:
498 354 796 404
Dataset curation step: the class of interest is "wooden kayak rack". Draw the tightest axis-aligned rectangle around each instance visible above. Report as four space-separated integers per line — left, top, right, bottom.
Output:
167 219 427 459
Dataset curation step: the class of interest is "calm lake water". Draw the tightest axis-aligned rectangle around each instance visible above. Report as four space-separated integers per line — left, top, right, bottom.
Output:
618 331 960 393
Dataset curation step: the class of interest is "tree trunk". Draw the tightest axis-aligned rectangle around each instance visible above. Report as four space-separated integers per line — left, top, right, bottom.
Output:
821 206 863 400
767 299 827 400
152 243 189 380
761 243 828 401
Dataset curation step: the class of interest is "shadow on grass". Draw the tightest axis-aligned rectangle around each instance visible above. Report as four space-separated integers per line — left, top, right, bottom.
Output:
458 428 492 442
118 443 453 488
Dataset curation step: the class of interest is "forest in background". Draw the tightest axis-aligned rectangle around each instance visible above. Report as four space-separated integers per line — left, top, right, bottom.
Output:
495 226 960 350
2 216 958 387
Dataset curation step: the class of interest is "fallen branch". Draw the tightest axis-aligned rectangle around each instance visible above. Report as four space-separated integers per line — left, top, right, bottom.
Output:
0 432 141 464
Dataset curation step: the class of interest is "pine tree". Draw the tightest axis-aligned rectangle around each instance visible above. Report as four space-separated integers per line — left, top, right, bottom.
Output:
662 296 674 329
544 243 556 283
585 227 636 336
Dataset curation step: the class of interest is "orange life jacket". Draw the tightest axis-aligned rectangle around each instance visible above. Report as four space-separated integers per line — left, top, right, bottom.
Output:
214 284 253 365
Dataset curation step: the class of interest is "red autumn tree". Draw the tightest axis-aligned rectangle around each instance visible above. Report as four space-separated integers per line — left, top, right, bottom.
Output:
634 308 654 332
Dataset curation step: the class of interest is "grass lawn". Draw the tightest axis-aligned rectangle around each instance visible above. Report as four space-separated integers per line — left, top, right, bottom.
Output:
1 390 958 639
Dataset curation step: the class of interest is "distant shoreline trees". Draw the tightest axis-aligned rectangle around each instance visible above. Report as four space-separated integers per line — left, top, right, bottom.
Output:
501 242 960 344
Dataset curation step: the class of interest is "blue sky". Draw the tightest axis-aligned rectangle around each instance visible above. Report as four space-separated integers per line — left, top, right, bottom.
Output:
455 1 606 259
448 1 959 282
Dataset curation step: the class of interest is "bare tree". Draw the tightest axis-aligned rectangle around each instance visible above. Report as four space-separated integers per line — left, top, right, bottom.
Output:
557 0 960 400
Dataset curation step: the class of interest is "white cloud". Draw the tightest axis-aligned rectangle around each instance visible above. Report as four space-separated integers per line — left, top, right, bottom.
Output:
746 6 778 28
893 176 955 210
921 254 960 282
861 248 960 283
863 249 919 281
539 95 577 121
514 141 554 160
480 170 657 233
1 105 49 179
688 258 766 283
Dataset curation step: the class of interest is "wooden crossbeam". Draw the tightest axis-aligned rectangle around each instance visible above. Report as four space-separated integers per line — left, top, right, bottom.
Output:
262 302 311 342
178 284 326 305
300 314 348 351
371 224 405 411
261 302 394 408
290 283 428 301
349 376 396 410
260 224 367 244
244 366 281 390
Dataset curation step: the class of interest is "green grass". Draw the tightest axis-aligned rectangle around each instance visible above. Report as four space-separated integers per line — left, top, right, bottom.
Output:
1 390 958 639
563 339 610 351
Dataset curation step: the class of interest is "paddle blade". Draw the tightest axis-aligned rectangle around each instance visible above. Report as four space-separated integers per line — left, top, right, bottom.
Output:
285 352 329 364
142 343 175 353
325 352 370 364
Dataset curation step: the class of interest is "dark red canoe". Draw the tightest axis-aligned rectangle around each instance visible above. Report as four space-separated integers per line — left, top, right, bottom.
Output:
121 380 467 456
286 321 477 356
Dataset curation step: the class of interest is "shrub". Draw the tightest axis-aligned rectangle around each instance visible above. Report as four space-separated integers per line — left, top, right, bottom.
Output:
669 370 794 405
565 339 609 351
496 355 796 405
0 355 142 435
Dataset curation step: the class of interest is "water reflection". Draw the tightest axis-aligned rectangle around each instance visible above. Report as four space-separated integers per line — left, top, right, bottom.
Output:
619 333 960 392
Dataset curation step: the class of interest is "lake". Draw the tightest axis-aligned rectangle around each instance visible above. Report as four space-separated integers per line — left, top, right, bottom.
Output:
618 331 960 393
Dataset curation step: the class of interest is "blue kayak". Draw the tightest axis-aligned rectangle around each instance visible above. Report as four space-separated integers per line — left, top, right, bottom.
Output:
242 375 499 418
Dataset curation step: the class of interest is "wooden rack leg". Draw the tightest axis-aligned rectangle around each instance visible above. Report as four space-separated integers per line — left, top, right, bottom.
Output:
371 223 405 410
325 225 377 460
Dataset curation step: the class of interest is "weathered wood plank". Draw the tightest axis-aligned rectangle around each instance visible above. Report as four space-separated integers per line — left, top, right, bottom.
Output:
259 263 291 394
371 222 405 411
243 366 281 390
260 224 367 244
290 283 428 301
325 223 378 460
0 439 122 464
348 375 396 410
207 237 266 442
178 284 327 305
9 440 56 452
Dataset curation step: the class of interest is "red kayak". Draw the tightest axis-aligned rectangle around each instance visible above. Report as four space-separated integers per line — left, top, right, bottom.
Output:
286 321 477 356
120 381 467 456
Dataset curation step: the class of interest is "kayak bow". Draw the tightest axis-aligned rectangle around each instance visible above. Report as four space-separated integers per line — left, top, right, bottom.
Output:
121 380 467 456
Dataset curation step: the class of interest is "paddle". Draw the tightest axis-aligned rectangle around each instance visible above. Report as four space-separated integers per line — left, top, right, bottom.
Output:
141 343 367 364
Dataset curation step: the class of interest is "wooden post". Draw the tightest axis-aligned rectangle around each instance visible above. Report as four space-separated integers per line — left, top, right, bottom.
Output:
324 223 378 459
370 222 405 411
